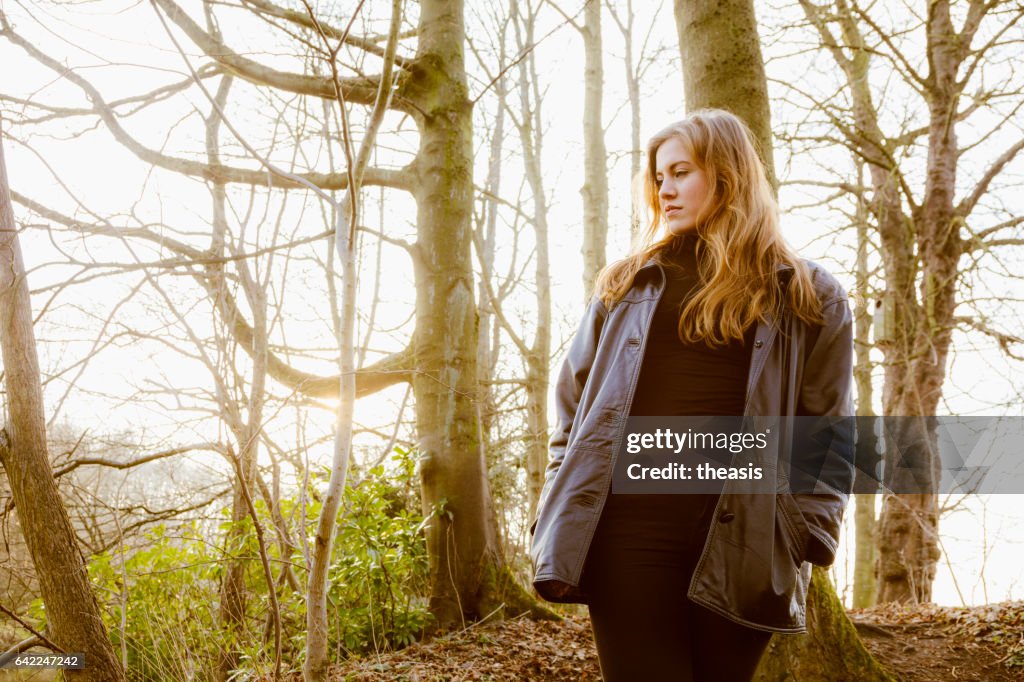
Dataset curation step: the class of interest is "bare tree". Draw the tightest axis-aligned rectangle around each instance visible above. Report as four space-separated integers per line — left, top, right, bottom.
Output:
606 0 667 244
793 0 1024 604
300 0 402 676
0 128 126 681
3 0 554 645
471 12 509 461
142 0 549 632
853 160 881 608
549 0 610 299
473 0 558 535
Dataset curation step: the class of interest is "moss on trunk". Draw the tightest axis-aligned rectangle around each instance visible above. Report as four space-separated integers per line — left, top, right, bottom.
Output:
409 0 552 633
755 568 896 681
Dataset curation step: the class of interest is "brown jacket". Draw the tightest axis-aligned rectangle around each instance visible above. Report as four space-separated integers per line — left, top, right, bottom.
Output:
529 257 855 633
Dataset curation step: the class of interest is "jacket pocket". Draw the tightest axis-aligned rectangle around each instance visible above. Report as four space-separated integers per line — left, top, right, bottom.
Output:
567 409 621 452
776 492 811 565
530 445 609 588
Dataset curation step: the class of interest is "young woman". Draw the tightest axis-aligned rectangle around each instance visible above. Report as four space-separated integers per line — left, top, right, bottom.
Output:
529 109 855 681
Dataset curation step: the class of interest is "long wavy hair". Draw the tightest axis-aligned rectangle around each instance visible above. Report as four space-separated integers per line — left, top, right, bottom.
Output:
594 109 824 345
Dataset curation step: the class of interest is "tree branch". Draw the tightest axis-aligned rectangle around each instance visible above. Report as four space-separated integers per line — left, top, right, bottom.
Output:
846 0 928 88
0 606 62 655
52 443 222 478
239 0 414 69
955 315 1024 361
150 0 413 111
963 215 1024 250
0 63 222 124
957 2 1024 89
957 136 1024 217
0 635 45 664
0 21 411 192
9 195 415 397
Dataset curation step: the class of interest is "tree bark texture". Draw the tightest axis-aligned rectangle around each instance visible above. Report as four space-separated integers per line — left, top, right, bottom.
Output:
673 0 777 190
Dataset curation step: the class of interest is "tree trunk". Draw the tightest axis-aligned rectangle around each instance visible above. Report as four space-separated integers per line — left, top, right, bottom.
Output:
607 0 645 252
755 568 897 681
853 164 879 608
514 1 553 532
217 453 255 680
306 3 403 676
203 75 253 682
875 0 963 605
408 0 553 631
0 130 126 681
580 0 609 300
673 3 890 676
475 43 504 450
795 0 950 606
673 0 777 189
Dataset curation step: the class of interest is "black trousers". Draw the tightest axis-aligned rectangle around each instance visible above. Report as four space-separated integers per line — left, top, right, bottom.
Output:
580 492 773 682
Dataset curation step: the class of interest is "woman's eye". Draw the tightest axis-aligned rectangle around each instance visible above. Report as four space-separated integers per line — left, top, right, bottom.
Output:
676 170 688 177
655 178 663 187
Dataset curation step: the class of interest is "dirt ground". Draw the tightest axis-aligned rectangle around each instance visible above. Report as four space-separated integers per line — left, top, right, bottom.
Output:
314 601 1024 681
848 601 1024 681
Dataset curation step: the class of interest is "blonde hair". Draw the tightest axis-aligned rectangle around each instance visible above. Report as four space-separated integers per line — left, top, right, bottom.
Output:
595 109 823 344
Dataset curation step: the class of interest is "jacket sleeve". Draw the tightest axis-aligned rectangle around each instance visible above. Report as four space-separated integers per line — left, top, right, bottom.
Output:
529 294 608 537
793 294 857 567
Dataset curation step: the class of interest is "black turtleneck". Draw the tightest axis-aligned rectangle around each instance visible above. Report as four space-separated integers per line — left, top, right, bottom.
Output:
627 233 756 418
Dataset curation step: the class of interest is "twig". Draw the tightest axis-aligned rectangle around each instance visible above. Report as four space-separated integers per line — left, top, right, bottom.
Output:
0 604 63 654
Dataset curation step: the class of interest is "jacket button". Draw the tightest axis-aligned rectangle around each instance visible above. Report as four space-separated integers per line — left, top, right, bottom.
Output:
718 511 736 523
754 339 763 348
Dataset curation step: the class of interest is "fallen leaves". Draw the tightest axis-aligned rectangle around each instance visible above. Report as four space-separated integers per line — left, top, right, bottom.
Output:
260 600 1024 680
323 611 601 681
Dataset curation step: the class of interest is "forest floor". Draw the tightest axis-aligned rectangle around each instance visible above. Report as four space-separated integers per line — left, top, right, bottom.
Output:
847 600 1024 681
312 600 1024 681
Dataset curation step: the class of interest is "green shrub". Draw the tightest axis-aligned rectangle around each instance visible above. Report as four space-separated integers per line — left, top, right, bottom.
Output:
82 446 430 680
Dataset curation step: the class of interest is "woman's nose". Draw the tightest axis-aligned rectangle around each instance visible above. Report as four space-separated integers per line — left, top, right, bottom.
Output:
659 181 674 199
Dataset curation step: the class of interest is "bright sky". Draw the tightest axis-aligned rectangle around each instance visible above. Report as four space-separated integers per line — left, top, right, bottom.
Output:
1 0 1021 607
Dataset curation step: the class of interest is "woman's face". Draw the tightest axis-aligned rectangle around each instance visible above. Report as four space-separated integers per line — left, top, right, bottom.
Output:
655 136 710 235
